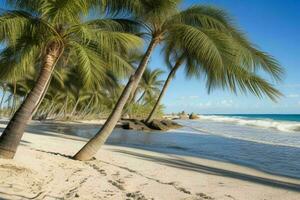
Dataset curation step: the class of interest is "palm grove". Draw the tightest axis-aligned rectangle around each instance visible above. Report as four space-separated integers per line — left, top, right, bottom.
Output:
0 0 283 160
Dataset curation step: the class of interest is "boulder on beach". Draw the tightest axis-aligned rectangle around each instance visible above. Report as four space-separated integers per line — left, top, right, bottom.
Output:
178 111 189 119
147 119 182 131
122 119 182 131
161 119 182 129
189 113 199 120
147 119 169 131
122 119 151 131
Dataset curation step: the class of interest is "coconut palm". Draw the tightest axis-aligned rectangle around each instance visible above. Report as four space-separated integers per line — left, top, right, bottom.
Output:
136 68 164 103
0 0 142 159
145 8 284 123
75 0 276 160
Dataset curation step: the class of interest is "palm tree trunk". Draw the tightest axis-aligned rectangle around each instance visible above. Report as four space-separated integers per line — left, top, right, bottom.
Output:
40 101 54 119
145 57 184 123
10 82 17 116
0 88 6 110
80 95 94 118
137 91 146 103
48 104 58 119
57 96 68 118
73 38 159 161
70 98 80 116
0 42 62 159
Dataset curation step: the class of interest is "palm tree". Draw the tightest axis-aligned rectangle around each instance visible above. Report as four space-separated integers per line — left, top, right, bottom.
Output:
74 1 271 160
0 0 141 159
136 68 164 103
145 11 284 123
123 68 164 118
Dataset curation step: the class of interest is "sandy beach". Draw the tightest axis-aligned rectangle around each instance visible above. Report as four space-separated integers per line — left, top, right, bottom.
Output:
0 0 299 199
0 120 299 200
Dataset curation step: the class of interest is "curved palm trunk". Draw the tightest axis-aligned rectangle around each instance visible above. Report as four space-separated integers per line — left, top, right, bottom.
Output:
145 58 184 123
0 42 61 159
10 82 17 116
137 91 146 103
73 39 159 161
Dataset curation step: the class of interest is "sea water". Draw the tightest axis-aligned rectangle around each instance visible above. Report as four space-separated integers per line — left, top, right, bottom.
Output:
108 114 300 179
8 114 299 179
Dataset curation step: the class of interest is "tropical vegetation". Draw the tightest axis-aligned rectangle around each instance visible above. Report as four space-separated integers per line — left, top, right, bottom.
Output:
0 0 142 158
0 0 283 160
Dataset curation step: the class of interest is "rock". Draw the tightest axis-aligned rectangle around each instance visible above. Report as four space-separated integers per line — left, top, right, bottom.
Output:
161 119 182 129
177 111 189 119
121 119 182 132
179 114 189 119
147 119 169 131
122 119 151 131
189 113 199 120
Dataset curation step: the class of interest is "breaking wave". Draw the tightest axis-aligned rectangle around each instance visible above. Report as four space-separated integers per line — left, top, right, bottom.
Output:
197 115 300 132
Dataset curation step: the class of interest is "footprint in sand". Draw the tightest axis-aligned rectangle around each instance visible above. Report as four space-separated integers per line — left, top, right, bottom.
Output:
196 192 214 200
126 191 151 200
108 180 125 191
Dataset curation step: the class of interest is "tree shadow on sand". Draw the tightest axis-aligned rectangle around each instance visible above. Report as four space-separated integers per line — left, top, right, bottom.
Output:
0 191 64 200
111 149 300 192
1 121 300 193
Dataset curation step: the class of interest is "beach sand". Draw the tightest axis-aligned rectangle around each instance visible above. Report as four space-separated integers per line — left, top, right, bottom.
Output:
0 121 300 200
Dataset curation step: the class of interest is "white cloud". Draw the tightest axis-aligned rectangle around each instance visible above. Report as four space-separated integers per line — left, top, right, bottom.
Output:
205 101 212 107
195 101 212 108
177 95 200 100
219 100 234 107
196 100 235 108
189 95 199 99
287 94 300 98
284 84 300 88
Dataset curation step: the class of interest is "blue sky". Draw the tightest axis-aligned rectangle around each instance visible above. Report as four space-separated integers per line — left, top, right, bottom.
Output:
0 0 299 114
149 0 300 114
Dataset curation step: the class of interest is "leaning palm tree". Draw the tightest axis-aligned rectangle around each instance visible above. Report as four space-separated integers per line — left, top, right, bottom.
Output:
75 1 275 160
124 68 164 118
0 0 141 159
145 8 283 122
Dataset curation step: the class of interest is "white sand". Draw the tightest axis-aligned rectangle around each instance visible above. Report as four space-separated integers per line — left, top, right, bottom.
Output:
0 121 300 200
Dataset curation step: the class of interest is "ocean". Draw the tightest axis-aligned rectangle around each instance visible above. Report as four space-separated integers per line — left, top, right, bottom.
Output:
108 115 300 179
199 114 300 132
3 114 299 179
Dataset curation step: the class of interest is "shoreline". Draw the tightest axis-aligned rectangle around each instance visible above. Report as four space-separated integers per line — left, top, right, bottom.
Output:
1 121 300 199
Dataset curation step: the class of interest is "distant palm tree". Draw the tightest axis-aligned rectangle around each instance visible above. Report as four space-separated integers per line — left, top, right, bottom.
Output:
145 7 283 122
0 0 141 159
75 1 275 160
137 68 164 103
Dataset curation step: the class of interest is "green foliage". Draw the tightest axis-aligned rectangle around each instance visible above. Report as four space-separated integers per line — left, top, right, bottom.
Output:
0 0 284 121
127 101 164 119
0 0 143 87
161 5 283 101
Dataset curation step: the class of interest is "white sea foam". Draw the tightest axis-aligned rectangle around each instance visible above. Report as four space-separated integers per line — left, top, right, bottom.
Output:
197 115 300 132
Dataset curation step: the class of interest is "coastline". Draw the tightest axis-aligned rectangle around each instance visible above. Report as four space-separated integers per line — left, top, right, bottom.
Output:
1 121 300 200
